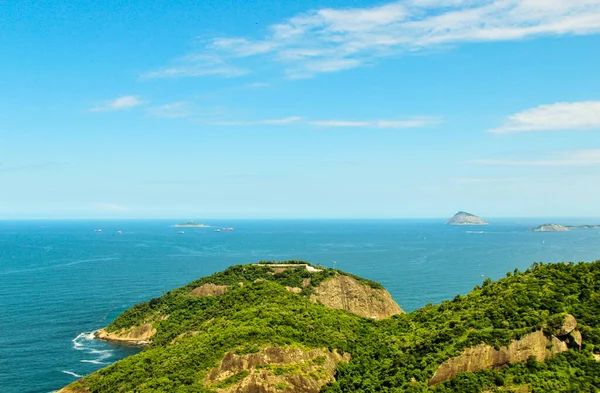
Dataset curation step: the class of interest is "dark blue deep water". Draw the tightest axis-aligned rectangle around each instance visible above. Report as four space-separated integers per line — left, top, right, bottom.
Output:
1 219 600 392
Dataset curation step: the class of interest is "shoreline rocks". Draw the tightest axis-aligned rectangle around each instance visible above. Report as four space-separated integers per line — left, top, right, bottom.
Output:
94 323 156 345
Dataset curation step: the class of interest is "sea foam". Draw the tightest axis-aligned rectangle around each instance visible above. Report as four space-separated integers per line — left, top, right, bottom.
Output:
61 370 82 378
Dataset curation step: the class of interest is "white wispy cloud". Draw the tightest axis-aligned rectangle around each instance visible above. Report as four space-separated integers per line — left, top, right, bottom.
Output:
90 96 145 112
466 149 600 166
210 116 303 126
146 1 600 78
451 177 520 184
243 82 271 88
142 54 249 79
311 118 439 128
147 102 192 118
488 101 600 134
95 203 129 212
0 162 66 173
209 116 438 128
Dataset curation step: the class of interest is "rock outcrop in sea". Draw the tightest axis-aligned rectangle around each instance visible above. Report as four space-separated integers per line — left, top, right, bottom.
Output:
530 224 570 232
446 211 488 225
530 223 600 232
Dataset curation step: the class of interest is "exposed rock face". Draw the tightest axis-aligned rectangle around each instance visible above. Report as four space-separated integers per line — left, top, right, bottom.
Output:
553 314 582 348
555 314 577 336
446 211 488 225
285 286 303 294
95 323 156 345
310 275 403 319
429 331 568 386
205 346 351 393
56 387 88 393
531 224 570 232
190 283 229 296
570 330 583 347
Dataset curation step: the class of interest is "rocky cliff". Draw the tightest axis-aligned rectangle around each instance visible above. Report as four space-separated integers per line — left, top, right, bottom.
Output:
310 275 403 319
95 323 156 345
56 387 86 393
429 314 582 386
190 283 229 296
446 211 488 225
205 346 350 393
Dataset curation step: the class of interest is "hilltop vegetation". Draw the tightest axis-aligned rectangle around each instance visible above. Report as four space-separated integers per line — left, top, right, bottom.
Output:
63 260 600 393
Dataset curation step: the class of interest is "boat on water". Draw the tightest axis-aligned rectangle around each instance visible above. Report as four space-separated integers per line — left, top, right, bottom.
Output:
117 230 122 235
178 231 185 235
222 227 234 231
214 229 221 232
94 229 102 233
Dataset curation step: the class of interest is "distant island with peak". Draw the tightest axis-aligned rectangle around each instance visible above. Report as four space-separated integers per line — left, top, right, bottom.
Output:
446 211 488 225
173 221 210 228
531 223 600 232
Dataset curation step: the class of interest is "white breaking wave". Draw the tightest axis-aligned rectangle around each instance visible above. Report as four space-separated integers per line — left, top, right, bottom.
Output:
61 370 82 378
81 359 104 365
72 331 114 364
88 349 113 362
72 331 96 350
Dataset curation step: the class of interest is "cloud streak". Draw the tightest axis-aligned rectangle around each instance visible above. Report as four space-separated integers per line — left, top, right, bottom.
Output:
311 118 439 128
142 54 248 79
487 101 600 134
90 96 145 112
0 162 67 173
94 203 129 212
466 149 600 166
451 177 520 184
147 102 192 118
146 0 600 78
209 116 438 128
209 116 303 126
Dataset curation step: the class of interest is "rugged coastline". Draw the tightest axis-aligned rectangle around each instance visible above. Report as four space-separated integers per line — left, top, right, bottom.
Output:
59 260 600 393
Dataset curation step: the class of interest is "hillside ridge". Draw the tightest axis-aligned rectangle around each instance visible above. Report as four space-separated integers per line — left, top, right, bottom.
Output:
61 260 600 393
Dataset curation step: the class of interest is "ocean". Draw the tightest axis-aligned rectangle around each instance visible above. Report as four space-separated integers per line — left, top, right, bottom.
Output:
1 219 600 393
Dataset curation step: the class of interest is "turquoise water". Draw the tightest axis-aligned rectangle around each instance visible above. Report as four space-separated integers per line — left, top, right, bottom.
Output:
1 219 600 393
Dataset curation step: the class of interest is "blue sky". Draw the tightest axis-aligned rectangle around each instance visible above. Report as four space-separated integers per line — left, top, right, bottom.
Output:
1 0 600 219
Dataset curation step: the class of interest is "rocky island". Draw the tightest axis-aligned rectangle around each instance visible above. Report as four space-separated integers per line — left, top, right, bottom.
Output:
173 221 210 228
531 224 570 232
58 260 600 393
531 224 600 232
446 211 488 225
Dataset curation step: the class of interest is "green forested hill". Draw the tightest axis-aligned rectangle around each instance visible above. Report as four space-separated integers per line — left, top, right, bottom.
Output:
63 260 600 393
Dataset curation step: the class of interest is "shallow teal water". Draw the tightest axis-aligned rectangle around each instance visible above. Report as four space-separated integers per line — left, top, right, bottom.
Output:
1 219 600 393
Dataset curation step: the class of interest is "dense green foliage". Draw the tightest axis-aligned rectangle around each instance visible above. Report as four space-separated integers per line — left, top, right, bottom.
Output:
72 260 600 393
106 261 380 339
